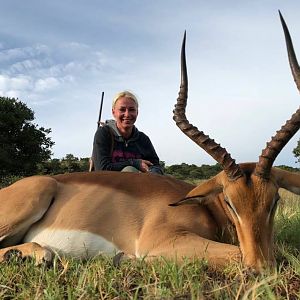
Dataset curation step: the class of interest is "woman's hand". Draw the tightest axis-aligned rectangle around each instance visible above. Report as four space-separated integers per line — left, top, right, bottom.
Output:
139 160 153 172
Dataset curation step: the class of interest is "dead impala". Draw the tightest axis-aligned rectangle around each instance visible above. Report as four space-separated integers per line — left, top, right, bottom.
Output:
0 12 299 271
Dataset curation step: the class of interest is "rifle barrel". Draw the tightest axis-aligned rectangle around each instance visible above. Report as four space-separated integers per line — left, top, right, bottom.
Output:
97 91 104 127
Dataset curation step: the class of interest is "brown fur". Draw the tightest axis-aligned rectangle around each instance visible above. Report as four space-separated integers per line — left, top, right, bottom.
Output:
0 166 299 270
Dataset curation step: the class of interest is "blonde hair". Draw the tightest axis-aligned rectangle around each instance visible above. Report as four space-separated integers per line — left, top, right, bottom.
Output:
112 91 139 108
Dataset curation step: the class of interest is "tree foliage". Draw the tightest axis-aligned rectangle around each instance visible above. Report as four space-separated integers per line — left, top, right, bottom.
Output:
293 140 300 164
0 97 54 177
36 157 224 180
165 163 222 181
38 154 89 175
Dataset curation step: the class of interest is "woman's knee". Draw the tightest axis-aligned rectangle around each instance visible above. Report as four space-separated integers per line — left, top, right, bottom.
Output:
121 166 140 173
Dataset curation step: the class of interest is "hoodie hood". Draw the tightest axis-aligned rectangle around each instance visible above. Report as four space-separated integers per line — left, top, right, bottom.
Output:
105 119 140 142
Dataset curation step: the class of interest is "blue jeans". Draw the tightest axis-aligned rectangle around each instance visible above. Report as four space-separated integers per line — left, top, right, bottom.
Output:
121 166 140 173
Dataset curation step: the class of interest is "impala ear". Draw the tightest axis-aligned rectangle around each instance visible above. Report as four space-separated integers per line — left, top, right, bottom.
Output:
169 176 223 207
273 168 300 195
169 195 216 207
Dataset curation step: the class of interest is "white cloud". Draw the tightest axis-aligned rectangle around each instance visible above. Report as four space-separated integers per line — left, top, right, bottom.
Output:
0 42 120 109
0 74 32 92
0 42 115 79
0 45 48 63
9 59 43 73
5 90 21 98
34 77 60 92
1 1 300 167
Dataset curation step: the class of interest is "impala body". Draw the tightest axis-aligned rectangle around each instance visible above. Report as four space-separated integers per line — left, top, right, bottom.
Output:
0 172 240 265
0 12 300 271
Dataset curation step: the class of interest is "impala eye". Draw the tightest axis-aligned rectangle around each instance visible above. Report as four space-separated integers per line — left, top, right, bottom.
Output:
224 196 241 221
224 197 234 211
266 193 280 225
272 193 280 210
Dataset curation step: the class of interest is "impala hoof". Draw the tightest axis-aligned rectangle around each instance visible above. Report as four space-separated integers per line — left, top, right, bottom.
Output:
113 252 125 267
3 249 22 261
42 248 53 265
35 248 54 266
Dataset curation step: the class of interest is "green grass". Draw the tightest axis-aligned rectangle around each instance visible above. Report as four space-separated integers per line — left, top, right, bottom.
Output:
0 190 299 299
277 189 300 250
0 252 299 299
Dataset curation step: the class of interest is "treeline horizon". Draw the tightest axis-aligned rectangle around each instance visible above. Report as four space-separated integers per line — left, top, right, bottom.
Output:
2 96 300 186
38 154 300 180
1 153 299 189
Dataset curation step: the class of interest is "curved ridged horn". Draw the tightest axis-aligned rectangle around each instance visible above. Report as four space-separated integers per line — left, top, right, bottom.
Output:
255 11 300 179
173 32 243 180
279 11 300 91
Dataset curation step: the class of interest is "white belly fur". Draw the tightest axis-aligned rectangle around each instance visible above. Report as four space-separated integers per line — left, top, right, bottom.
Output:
24 228 119 259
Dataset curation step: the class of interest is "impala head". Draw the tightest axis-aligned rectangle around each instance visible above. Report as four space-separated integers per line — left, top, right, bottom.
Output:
172 11 300 271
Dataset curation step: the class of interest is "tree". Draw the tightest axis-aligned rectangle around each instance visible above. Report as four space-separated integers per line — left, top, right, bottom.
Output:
38 155 90 175
37 158 62 175
60 154 82 173
165 162 223 180
0 97 54 177
293 140 300 164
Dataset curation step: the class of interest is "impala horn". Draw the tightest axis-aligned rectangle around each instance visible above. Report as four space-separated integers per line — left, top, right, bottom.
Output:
254 11 300 179
173 31 243 181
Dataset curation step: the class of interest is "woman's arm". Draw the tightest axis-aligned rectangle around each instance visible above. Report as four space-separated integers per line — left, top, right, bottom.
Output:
139 134 164 174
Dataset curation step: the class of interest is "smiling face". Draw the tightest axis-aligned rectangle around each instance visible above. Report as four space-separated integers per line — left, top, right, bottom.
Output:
112 96 138 137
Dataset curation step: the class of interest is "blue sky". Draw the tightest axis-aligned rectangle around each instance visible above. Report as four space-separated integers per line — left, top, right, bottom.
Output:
1 1 300 167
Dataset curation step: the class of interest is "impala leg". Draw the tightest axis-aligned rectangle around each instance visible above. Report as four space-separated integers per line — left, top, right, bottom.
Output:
138 231 241 268
0 242 53 265
0 176 57 247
